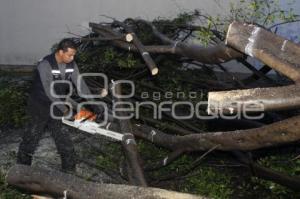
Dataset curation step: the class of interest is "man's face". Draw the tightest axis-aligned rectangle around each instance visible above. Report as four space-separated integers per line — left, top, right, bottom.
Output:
58 48 76 64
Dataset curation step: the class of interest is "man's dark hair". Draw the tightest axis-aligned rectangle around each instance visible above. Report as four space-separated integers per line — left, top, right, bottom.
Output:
56 38 77 52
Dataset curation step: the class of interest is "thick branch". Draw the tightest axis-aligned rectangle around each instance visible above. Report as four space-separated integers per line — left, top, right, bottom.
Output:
132 115 300 151
175 42 244 64
233 151 300 191
144 150 185 171
242 65 274 84
6 165 207 199
134 19 174 44
113 82 147 186
89 22 244 64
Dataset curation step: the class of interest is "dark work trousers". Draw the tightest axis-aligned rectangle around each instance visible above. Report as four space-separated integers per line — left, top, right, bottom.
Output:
17 105 76 172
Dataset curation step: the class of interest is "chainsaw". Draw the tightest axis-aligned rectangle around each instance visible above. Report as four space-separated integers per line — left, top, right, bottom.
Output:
62 109 124 141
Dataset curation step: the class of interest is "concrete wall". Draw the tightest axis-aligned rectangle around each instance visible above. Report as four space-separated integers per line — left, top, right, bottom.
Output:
0 0 234 65
0 0 299 71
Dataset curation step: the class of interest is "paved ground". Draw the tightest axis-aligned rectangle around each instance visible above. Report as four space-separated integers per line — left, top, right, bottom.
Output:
0 126 123 184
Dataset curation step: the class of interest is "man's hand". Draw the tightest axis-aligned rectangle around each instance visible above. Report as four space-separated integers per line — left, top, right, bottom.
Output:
63 107 74 120
63 107 70 116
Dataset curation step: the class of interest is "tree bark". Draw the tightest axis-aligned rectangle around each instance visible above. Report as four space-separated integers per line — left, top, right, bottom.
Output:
207 84 300 114
233 151 300 191
126 33 159 75
226 21 300 82
6 165 207 199
132 115 300 151
113 81 147 186
89 22 244 64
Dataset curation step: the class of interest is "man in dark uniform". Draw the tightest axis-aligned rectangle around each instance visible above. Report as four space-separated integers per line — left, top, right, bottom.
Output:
17 39 92 172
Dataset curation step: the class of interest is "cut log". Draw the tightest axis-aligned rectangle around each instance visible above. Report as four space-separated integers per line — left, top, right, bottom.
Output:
6 165 207 199
226 22 300 82
207 84 300 114
126 33 159 75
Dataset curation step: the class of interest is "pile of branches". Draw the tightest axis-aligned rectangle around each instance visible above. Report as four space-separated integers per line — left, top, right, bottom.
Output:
8 12 300 198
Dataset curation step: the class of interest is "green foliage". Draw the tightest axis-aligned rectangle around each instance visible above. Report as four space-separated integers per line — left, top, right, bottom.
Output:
95 142 122 170
0 87 27 127
96 154 118 170
138 141 194 179
162 0 300 47
103 48 137 69
76 46 141 73
173 12 196 25
196 28 214 47
138 140 233 199
251 154 300 198
194 14 222 46
0 73 28 128
137 140 169 164
0 171 31 199
181 167 234 199
229 0 298 26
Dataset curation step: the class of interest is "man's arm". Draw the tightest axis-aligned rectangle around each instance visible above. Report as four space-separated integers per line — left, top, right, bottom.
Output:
37 60 69 114
71 62 93 97
71 63 105 114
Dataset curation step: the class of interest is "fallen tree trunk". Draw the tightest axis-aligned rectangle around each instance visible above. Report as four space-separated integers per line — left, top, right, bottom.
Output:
207 84 300 114
6 165 207 199
226 21 300 82
131 115 300 151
